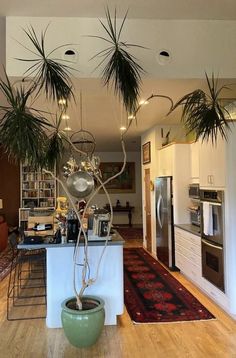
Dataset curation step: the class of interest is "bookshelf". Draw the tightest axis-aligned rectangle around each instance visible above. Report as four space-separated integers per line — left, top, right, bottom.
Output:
19 164 57 230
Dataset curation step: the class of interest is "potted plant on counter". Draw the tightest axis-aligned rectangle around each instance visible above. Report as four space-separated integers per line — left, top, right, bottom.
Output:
0 8 144 348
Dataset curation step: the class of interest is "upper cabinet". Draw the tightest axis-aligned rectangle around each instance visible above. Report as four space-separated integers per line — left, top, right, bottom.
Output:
158 145 173 176
190 142 199 181
199 136 226 188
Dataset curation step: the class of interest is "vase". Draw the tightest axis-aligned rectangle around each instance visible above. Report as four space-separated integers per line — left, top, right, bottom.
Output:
61 295 105 348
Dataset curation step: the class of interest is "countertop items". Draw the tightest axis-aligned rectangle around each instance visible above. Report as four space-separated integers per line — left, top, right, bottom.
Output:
175 224 201 237
18 230 124 249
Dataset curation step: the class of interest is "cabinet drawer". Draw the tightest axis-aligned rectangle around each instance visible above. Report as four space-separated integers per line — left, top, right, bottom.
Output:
175 235 201 256
175 228 201 247
175 235 201 257
175 252 202 285
201 277 228 309
175 243 201 267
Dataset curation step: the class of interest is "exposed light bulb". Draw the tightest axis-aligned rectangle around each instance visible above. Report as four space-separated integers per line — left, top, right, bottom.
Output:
139 100 149 105
128 114 135 120
64 125 72 131
58 98 67 106
62 114 70 120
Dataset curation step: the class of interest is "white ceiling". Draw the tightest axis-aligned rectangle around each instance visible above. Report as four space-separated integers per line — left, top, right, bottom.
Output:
1 0 236 19
3 1 236 151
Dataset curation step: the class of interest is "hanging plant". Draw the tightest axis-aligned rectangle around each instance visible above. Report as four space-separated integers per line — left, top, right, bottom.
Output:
169 73 231 143
16 25 75 103
91 7 145 114
43 113 66 170
0 70 49 166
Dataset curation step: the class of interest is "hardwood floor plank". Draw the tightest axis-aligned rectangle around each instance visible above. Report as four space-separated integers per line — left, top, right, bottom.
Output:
1 238 236 357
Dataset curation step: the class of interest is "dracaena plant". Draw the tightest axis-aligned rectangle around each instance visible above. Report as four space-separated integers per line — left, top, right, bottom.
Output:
169 73 231 144
91 7 145 114
0 69 50 167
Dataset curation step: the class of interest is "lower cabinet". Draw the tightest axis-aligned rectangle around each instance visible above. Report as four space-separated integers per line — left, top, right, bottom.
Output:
175 227 229 310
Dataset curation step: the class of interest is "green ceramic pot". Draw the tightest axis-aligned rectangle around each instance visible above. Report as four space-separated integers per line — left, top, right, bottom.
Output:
61 295 105 348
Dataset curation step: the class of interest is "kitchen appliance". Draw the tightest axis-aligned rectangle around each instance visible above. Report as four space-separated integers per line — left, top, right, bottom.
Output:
200 189 225 291
155 176 176 270
189 183 200 199
87 209 111 241
188 205 200 227
67 209 79 243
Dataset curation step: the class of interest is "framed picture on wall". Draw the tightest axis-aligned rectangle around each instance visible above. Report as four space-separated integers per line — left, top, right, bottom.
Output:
99 162 135 193
142 141 151 164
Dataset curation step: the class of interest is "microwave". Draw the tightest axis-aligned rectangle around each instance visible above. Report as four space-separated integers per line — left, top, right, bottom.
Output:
189 184 200 199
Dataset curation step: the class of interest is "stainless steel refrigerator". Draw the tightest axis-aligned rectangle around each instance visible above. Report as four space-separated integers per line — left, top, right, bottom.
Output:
155 176 176 270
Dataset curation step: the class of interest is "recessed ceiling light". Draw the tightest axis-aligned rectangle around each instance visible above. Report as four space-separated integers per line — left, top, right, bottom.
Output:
120 126 127 131
156 49 172 65
62 48 78 63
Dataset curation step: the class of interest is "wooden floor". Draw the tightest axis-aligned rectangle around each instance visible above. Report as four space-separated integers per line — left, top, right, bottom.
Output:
1 238 236 357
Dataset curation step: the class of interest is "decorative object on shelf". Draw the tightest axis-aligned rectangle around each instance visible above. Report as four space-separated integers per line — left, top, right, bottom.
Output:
142 141 151 164
161 129 171 146
116 200 121 207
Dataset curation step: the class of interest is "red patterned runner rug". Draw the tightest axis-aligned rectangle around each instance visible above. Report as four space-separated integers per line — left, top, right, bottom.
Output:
124 247 215 323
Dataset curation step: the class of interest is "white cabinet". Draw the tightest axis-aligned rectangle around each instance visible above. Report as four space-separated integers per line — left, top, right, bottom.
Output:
175 227 229 310
190 142 199 180
175 227 202 286
158 145 173 176
199 136 226 187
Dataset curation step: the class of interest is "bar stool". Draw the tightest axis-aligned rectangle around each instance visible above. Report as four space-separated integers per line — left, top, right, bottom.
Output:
7 232 47 321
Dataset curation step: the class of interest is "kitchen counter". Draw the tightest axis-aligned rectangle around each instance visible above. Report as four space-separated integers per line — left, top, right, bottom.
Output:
18 230 124 328
18 230 124 250
175 224 201 237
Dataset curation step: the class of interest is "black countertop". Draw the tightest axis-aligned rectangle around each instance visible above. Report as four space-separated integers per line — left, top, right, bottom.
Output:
175 224 201 237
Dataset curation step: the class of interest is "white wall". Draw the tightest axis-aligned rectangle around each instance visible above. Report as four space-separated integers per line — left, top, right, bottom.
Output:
59 151 142 226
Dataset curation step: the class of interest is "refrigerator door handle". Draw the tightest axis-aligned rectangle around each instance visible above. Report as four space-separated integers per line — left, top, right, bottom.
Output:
157 195 164 229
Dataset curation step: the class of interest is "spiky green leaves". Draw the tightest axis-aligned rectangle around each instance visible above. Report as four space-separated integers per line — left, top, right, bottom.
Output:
171 74 230 143
93 8 144 114
17 25 74 103
44 132 65 170
0 71 50 166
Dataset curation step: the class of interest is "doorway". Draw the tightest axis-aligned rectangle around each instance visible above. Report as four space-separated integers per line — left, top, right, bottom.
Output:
144 168 152 253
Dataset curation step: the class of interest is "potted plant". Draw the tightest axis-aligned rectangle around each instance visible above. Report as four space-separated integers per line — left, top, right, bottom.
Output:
0 8 144 348
169 73 232 144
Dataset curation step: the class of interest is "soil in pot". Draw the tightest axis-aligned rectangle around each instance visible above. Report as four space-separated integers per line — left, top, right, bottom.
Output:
61 295 105 348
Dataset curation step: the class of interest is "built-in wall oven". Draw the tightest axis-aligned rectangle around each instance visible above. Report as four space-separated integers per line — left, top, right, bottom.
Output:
200 189 225 291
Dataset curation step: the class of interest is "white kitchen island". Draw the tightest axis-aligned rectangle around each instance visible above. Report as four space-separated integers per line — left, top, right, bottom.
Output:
18 232 124 328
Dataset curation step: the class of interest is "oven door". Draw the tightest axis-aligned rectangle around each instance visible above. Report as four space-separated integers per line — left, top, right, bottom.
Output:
201 201 223 245
202 239 224 292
